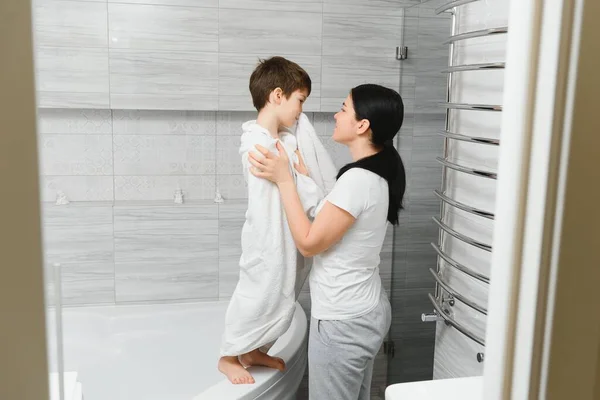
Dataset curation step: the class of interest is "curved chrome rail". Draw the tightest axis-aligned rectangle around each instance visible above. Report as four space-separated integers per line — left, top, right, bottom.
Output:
432 216 492 252
436 157 498 180
434 190 494 220
442 62 505 73
443 27 508 44
435 0 480 15
428 294 486 346
429 268 488 315
439 102 503 112
437 130 500 146
431 243 490 283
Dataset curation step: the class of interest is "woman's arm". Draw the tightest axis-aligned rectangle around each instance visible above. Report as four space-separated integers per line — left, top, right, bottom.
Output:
249 142 355 257
277 181 355 257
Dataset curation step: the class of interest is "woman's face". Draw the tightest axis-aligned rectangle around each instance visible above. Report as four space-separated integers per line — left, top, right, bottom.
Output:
332 94 360 144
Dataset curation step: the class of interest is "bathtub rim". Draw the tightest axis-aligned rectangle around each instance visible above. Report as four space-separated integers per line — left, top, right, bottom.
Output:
194 302 308 400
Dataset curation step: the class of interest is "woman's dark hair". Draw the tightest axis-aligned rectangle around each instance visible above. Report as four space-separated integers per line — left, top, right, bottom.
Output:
336 84 406 225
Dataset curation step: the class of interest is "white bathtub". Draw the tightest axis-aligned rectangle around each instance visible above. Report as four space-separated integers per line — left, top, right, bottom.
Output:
47 301 308 400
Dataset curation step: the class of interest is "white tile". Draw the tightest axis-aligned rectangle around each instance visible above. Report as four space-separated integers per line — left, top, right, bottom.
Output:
322 13 403 58
112 110 216 135
216 136 243 175
216 111 257 136
322 56 400 99
35 47 109 97
115 259 218 302
218 53 321 98
219 9 322 56
319 135 352 169
39 135 113 176
37 109 112 135
312 112 336 137
41 176 114 202
108 4 218 51
113 135 215 175
218 0 322 13
114 175 216 201
109 49 218 108
216 174 247 200
33 1 108 47
323 0 412 16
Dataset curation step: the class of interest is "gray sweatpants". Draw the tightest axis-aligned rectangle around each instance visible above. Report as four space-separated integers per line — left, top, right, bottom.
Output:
308 291 392 400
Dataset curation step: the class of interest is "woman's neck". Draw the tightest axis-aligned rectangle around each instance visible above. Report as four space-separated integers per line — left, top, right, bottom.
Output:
348 141 380 162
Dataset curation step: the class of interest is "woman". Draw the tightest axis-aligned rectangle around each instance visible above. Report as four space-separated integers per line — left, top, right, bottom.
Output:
249 83 406 400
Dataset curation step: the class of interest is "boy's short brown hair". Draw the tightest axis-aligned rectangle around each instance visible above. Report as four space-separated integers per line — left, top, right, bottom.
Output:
249 56 312 111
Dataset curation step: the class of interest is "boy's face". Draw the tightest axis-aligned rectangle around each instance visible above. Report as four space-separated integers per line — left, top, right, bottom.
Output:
277 89 308 128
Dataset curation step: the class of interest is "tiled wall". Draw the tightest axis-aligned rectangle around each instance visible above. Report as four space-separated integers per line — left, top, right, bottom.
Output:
432 0 508 379
32 0 419 111
39 109 361 306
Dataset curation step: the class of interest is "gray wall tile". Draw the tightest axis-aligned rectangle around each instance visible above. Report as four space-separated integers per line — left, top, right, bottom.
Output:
115 259 218 302
323 13 403 58
108 4 218 52
35 47 109 107
108 0 217 6
33 1 108 47
219 9 322 56
219 0 322 13
322 56 400 106
46 262 115 305
109 49 218 110
323 0 411 16
42 205 114 265
37 92 110 109
113 205 219 302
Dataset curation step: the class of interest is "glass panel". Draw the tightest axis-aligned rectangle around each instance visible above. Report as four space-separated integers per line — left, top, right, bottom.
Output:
387 0 451 385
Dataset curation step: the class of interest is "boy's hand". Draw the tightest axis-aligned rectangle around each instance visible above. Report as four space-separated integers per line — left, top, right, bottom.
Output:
249 142 294 185
294 150 309 177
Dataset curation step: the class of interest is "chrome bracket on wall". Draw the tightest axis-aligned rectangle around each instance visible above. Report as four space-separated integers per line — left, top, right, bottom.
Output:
396 46 408 60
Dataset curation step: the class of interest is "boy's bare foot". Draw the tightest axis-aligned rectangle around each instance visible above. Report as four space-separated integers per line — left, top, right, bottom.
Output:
239 349 286 372
218 356 255 385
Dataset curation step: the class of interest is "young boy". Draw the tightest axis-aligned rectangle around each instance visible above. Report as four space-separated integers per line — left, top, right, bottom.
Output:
218 57 316 385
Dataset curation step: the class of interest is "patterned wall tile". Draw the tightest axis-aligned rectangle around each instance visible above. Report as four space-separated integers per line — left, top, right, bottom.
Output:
113 135 216 175
114 175 216 201
39 135 113 176
112 110 216 135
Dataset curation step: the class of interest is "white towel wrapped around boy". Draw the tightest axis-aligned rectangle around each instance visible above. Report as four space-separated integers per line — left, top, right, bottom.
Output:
220 113 336 358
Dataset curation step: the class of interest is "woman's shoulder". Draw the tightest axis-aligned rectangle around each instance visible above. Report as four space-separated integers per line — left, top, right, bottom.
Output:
339 167 385 184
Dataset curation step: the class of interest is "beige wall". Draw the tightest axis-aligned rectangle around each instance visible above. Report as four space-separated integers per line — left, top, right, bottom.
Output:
0 1 49 399
544 0 600 398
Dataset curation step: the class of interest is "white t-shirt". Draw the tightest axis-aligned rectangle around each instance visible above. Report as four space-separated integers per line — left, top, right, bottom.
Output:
309 168 389 320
